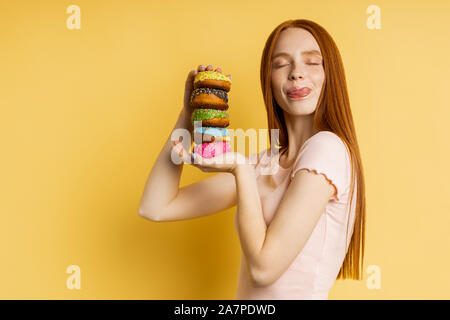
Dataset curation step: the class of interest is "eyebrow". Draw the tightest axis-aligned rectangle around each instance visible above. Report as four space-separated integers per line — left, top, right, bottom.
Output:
271 50 322 60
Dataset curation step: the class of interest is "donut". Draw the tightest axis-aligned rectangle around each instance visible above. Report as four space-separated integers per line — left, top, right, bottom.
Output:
193 70 232 92
190 88 229 110
193 141 231 159
194 126 230 137
193 127 231 143
191 108 229 127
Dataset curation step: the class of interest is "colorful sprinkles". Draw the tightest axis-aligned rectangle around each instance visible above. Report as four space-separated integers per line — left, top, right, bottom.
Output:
192 109 229 123
190 88 228 103
194 70 232 84
192 69 232 157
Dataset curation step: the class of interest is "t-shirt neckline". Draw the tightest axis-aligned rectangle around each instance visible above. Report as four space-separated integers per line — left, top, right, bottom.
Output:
273 131 331 171
274 145 308 172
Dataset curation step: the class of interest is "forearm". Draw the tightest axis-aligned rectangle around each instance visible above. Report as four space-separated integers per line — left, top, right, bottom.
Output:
233 164 267 281
138 108 192 219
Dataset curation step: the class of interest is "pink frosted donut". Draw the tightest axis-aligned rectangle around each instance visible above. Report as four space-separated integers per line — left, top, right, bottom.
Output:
193 141 231 159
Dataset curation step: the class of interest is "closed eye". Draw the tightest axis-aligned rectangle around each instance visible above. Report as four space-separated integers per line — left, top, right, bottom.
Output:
273 62 320 68
275 63 320 67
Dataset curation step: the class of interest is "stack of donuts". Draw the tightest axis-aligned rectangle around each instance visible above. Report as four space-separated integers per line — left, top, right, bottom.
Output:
190 70 232 159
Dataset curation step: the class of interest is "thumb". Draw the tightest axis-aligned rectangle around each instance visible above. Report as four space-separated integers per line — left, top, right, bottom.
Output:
185 69 198 93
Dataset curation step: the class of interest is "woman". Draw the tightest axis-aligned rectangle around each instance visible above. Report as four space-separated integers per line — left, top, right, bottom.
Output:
138 19 366 300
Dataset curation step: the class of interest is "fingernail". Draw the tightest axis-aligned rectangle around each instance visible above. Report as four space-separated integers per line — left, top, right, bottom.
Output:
207 64 212 68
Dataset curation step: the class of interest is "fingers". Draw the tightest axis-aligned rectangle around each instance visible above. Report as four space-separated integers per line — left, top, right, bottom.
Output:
187 68 198 80
195 64 229 76
171 138 213 167
198 64 217 72
202 133 215 143
189 152 212 172
171 140 190 163
192 153 211 167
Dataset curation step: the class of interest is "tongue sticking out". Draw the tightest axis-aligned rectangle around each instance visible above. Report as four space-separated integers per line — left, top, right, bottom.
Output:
289 87 311 97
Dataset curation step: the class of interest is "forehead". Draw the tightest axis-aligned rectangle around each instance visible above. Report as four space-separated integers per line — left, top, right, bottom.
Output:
272 27 321 55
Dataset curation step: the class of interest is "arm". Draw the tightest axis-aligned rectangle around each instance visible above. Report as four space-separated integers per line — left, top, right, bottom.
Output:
232 164 267 286
137 107 191 220
233 165 334 287
138 101 238 222
138 65 237 222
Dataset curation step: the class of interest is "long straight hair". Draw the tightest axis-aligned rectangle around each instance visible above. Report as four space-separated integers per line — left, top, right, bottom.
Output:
260 19 366 280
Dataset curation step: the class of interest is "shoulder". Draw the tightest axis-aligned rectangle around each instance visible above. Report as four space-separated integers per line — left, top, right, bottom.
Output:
305 131 347 150
292 131 352 201
301 131 350 161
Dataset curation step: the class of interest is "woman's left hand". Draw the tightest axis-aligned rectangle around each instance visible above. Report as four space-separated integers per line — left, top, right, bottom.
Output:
172 140 248 175
191 151 248 174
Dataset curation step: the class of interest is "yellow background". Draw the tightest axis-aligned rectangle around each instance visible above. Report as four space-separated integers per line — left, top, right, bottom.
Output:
1 0 449 299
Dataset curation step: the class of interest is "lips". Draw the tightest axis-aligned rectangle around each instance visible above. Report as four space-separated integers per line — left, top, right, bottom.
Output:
286 86 312 98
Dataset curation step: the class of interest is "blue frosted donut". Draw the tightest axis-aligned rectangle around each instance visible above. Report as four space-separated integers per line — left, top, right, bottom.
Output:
193 126 230 137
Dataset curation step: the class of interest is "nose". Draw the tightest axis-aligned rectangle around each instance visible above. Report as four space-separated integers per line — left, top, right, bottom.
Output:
289 63 304 81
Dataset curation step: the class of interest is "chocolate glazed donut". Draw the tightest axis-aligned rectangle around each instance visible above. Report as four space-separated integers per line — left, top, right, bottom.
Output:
194 79 231 92
190 88 229 110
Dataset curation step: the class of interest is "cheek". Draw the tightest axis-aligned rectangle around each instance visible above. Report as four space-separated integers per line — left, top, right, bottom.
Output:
313 69 325 87
271 72 283 91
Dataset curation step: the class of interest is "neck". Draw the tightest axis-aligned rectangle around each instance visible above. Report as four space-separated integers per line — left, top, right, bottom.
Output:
279 111 319 167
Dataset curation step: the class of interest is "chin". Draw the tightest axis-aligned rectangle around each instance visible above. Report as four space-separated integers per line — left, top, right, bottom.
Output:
282 102 317 116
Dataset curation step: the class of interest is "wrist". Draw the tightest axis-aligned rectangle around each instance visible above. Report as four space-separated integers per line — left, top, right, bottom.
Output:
232 163 253 177
180 107 191 120
178 108 192 130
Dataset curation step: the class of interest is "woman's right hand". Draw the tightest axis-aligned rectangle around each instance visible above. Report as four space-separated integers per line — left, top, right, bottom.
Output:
183 64 231 112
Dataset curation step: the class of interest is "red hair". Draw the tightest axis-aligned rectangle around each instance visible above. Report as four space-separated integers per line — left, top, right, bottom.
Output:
260 19 366 280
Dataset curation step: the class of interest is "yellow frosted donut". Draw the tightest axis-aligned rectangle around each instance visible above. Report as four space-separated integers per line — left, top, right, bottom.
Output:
194 70 232 92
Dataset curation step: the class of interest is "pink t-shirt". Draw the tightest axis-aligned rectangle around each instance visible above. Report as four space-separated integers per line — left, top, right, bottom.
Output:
234 131 357 300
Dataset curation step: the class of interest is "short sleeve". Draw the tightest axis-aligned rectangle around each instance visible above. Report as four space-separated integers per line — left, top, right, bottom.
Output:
290 132 350 202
